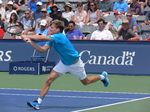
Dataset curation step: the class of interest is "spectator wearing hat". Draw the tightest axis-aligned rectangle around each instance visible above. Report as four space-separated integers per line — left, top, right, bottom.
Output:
113 0 128 16
19 10 36 35
72 2 87 28
4 0 21 13
49 4 59 20
129 0 142 16
5 1 18 23
53 11 68 27
98 0 113 18
85 2 101 27
28 0 43 13
62 3 74 22
105 10 122 38
116 19 140 40
126 12 137 33
32 2 43 21
33 19 51 36
35 8 52 30
90 18 114 40
0 0 6 21
66 21 85 39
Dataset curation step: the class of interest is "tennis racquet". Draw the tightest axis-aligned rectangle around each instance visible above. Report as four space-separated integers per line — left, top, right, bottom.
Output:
6 25 23 36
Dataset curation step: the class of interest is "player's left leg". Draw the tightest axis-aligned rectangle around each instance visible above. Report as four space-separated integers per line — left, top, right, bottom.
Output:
80 71 110 87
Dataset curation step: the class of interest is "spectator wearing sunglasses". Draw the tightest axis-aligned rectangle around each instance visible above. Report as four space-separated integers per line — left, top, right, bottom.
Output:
32 2 43 21
66 21 85 39
91 18 114 40
35 8 52 30
19 10 35 35
126 12 137 33
5 1 18 23
33 19 51 36
28 0 43 13
85 2 101 27
116 19 140 40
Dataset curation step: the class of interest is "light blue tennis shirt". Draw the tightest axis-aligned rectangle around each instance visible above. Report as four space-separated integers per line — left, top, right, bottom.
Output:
46 33 80 65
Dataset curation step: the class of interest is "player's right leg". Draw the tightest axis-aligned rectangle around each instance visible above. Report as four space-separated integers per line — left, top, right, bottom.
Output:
27 70 60 110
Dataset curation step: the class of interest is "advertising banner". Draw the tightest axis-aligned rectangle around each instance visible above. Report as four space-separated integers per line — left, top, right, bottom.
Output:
9 61 55 75
0 39 150 76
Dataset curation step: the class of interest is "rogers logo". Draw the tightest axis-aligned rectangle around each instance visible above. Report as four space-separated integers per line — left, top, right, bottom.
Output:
13 66 35 71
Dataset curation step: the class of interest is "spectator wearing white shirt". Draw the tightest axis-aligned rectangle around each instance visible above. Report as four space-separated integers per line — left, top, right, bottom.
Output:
72 2 87 28
0 0 6 21
62 3 74 22
91 18 114 40
5 1 18 24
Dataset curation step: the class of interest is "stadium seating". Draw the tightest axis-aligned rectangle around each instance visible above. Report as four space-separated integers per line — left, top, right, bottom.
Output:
105 15 115 22
86 33 92 39
80 25 95 36
3 33 12 38
135 15 146 25
139 34 147 40
141 25 150 38
136 25 142 35
143 6 150 15
19 5 28 17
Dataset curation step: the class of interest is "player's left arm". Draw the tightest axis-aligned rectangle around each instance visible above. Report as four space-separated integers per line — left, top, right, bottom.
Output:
21 35 53 41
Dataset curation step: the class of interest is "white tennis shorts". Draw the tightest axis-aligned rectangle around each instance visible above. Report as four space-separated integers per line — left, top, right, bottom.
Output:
53 58 87 80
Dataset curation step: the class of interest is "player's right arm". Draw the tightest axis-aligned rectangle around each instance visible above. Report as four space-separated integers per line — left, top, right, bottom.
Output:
21 35 53 41
23 38 51 53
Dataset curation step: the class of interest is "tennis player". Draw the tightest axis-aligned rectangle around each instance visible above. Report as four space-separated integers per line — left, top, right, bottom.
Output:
21 20 110 110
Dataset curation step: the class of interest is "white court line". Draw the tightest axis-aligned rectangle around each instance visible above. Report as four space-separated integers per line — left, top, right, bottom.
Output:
0 93 133 100
72 96 150 112
0 88 150 95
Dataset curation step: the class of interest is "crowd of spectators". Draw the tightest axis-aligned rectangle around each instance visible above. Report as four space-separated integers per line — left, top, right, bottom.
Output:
0 0 149 40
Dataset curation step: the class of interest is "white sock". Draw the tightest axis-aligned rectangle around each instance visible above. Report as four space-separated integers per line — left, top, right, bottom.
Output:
37 97 43 104
100 75 105 80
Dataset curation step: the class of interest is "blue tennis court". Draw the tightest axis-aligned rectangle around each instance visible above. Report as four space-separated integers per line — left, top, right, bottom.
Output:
0 88 150 112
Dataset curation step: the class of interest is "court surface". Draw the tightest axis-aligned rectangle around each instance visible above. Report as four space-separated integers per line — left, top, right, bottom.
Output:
0 88 150 112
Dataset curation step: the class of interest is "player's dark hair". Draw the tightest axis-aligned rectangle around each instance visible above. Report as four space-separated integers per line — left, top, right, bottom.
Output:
51 20 64 33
